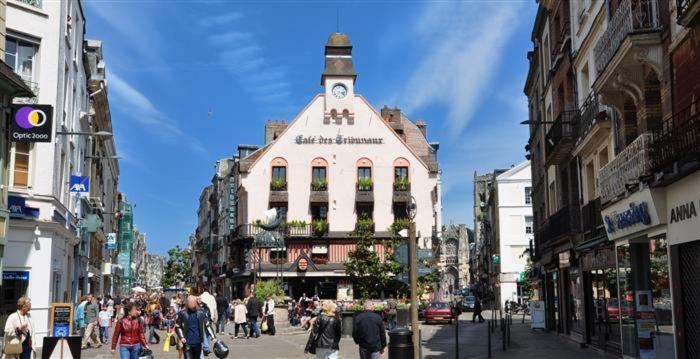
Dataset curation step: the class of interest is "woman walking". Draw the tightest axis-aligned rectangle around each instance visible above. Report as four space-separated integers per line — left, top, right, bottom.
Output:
304 301 341 359
3 296 34 359
111 303 149 359
233 300 249 339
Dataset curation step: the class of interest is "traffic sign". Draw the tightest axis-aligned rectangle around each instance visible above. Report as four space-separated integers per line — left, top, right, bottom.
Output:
394 244 434 265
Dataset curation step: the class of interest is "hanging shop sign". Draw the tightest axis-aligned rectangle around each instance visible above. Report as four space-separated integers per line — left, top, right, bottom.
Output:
3 271 29 281
558 251 571 268
106 233 117 250
600 188 665 241
298 258 309 271
10 104 53 142
69 175 90 193
295 135 384 145
666 171 700 246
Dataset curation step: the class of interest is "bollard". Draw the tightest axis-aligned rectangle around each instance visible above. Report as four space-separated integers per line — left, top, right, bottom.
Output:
388 328 414 359
507 316 511 347
522 310 526 324
502 318 506 351
487 319 492 358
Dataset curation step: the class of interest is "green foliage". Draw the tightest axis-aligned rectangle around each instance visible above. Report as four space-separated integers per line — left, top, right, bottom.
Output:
287 220 307 228
345 216 390 299
393 177 410 189
357 177 373 189
373 304 385 311
161 245 191 288
350 304 364 312
254 280 284 302
311 177 328 190
389 218 410 235
271 178 286 190
519 259 535 298
312 219 329 235
396 302 409 310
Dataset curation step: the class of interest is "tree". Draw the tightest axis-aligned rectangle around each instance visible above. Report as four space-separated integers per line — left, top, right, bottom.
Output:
345 215 395 299
254 280 284 302
161 245 191 288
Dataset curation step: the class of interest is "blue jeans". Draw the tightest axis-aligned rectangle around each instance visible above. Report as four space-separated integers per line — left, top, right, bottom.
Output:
248 318 260 337
119 344 141 359
100 326 110 342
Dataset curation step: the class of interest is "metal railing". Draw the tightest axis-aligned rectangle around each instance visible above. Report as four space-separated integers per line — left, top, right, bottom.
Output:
539 204 581 243
357 183 373 191
15 0 42 8
677 0 697 22
310 183 327 191
393 182 411 191
577 93 608 142
594 0 662 74
599 133 653 203
545 110 579 158
581 198 605 240
236 224 266 237
651 102 700 173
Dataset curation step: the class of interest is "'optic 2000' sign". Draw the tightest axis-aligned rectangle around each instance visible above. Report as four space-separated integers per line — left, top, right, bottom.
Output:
10 104 53 142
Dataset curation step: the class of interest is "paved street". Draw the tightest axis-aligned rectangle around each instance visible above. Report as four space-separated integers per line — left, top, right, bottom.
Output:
57 311 608 359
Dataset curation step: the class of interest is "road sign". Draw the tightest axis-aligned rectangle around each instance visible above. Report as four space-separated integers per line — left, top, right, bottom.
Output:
393 264 434 283
417 248 434 261
395 244 434 265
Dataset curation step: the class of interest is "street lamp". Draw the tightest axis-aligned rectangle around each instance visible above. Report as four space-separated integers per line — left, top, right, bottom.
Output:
85 155 121 160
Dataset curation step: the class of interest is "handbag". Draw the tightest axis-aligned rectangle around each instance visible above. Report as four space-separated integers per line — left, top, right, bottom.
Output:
4 312 27 355
261 317 269 332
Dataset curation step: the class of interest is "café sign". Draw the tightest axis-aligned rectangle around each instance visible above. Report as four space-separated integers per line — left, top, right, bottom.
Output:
295 135 384 145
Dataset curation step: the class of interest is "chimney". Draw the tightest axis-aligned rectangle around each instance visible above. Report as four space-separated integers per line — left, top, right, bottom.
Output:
265 119 288 144
416 119 427 138
380 105 401 123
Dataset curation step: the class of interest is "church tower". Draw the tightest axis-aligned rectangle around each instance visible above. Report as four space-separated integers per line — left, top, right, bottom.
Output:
321 33 356 124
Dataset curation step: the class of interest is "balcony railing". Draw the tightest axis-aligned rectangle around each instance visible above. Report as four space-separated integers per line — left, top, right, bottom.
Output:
15 0 42 8
577 93 609 142
599 133 653 203
651 103 700 173
357 182 373 191
270 182 287 191
393 182 410 191
677 0 698 25
236 224 266 238
310 183 328 191
539 204 581 244
594 0 662 74
581 198 605 240
545 110 579 162
285 223 312 237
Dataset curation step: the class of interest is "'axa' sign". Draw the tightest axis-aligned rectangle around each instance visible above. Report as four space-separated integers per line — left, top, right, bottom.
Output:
10 104 53 142
69 176 90 193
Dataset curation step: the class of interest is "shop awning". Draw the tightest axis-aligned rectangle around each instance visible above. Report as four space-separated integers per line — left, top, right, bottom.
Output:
575 234 611 252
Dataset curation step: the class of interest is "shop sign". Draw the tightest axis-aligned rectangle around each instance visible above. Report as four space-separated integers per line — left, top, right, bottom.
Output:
105 233 117 250
8 195 39 218
581 247 616 271
604 202 651 233
298 258 308 271
667 171 700 246
10 104 53 142
295 135 384 145
600 188 664 241
558 251 571 268
69 175 90 193
3 271 29 281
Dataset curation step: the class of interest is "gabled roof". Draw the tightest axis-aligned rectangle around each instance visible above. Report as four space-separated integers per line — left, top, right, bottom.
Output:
496 160 531 181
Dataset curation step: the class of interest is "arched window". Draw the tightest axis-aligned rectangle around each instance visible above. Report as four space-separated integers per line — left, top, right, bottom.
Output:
393 158 410 190
356 158 373 191
311 157 328 191
270 157 288 191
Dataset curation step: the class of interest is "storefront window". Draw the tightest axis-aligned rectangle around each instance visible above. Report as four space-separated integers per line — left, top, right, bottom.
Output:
650 238 674 358
617 244 637 357
569 268 584 334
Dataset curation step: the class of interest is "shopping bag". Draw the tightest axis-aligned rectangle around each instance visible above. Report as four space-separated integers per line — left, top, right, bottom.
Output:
261 317 269 332
162 332 171 352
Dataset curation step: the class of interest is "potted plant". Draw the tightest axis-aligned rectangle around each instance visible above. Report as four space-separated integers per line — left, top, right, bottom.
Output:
271 178 286 191
312 218 329 236
393 177 410 191
311 177 328 191
355 215 374 233
357 177 373 191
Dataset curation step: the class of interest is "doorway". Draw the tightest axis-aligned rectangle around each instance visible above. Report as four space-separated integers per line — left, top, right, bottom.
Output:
587 267 621 354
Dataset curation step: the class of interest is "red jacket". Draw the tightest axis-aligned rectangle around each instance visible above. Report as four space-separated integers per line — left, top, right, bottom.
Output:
112 316 147 350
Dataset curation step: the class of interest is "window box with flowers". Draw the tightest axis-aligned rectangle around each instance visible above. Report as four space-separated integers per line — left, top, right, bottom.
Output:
270 178 287 191
357 178 373 191
312 219 329 236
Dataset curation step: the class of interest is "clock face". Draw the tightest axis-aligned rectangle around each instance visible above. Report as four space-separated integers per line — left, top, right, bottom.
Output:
332 84 347 99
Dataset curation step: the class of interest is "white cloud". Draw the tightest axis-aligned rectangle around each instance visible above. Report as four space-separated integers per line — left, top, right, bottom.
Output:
108 71 207 154
198 11 244 27
398 2 524 136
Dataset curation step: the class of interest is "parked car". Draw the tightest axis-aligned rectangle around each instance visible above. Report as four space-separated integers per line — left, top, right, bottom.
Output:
460 295 476 312
424 302 455 324
606 299 633 321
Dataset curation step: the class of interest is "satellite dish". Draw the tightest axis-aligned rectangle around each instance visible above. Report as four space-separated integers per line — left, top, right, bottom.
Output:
408 196 418 220
259 208 282 230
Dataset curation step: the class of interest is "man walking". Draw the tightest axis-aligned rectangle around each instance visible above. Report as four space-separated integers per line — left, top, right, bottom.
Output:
263 294 276 336
175 296 218 359
215 293 228 334
472 296 485 323
246 294 261 338
386 295 398 330
81 294 102 349
353 301 387 359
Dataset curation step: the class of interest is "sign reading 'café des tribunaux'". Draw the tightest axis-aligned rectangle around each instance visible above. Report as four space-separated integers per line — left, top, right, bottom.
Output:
295 134 384 145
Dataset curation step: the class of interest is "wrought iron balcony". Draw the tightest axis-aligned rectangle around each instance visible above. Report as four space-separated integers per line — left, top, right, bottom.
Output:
598 133 653 204
285 223 312 237
539 204 581 244
594 0 662 75
651 102 700 174
310 183 328 203
355 182 374 202
677 0 699 26
392 182 411 203
576 93 609 143
236 224 266 238
581 198 605 240
14 0 42 8
545 110 579 164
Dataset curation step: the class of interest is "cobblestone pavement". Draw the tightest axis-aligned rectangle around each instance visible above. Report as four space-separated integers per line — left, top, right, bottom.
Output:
42 311 610 358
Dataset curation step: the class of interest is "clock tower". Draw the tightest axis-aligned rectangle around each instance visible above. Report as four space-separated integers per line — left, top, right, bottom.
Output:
321 33 356 124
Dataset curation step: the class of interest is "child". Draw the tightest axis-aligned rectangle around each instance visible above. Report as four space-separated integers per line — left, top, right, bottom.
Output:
98 304 112 344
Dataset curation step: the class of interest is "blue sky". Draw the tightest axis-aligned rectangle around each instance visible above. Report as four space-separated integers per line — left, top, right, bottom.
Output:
83 0 537 255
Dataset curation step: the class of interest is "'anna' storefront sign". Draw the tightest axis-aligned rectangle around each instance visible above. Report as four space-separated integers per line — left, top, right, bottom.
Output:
295 135 384 145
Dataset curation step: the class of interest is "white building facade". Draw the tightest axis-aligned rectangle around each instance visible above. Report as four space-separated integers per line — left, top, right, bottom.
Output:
493 161 532 308
1 0 94 344
229 33 442 299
